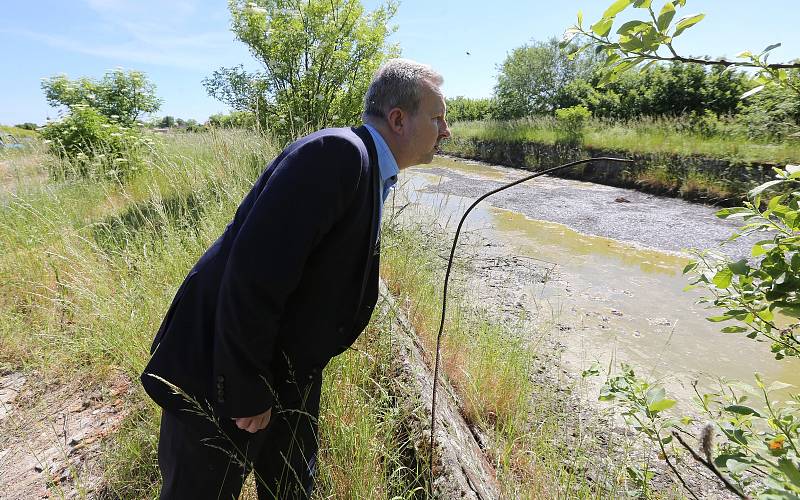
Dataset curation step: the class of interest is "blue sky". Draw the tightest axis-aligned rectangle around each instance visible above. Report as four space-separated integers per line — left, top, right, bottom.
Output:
2 0 798 125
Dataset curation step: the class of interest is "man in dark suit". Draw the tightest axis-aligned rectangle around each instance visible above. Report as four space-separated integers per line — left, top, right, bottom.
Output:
141 58 450 499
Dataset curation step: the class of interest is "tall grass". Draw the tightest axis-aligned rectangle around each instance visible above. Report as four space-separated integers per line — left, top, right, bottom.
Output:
451 117 800 164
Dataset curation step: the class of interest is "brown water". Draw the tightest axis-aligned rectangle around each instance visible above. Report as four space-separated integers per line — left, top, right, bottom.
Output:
394 157 800 403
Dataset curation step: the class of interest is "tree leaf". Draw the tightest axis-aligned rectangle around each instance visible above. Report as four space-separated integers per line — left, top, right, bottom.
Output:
591 17 615 37
767 381 794 392
603 0 634 19
648 399 676 412
657 2 676 32
682 262 698 274
712 268 733 288
741 85 766 100
707 315 733 322
748 179 783 197
761 42 782 55
778 458 800 486
672 13 705 37
724 405 762 417
646 386 666 404
728 259 749 276
616 20 651 35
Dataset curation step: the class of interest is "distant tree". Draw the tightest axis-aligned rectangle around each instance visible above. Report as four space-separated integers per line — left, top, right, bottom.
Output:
494 38 599 119
207 111 258 129
159 116 176 128
204 0 398 141
42 69 162 124
14 122 39 130
554 62 750 120
445 97 495 122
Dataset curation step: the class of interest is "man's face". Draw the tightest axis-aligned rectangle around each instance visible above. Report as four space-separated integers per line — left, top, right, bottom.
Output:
403 83 450 167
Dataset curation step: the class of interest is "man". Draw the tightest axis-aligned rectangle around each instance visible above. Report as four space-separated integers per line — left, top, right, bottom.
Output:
141 58 450 499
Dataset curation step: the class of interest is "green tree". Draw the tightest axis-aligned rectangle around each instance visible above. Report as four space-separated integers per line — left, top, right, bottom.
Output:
445 96 495 122
208 111 258 129
494 38 598 119
41 69 162 124
204 0 398 141
160 116 176 128
554 63 749 120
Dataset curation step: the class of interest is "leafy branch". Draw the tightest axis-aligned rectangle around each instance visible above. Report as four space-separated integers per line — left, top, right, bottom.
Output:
563 0 800 96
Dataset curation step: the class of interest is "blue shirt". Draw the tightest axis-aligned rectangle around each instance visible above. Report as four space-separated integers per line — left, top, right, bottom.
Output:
364 124 399 242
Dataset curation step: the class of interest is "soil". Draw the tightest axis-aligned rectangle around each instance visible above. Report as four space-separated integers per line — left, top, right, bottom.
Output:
0 370 132 499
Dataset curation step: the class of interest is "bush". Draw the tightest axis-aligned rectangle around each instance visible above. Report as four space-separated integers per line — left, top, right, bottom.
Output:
40 105 152 180
14 122 38 131
554 105 591 145
445 97 495 123
207 111 257 130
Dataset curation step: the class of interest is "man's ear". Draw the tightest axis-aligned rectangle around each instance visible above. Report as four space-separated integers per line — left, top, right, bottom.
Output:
386 107 404 134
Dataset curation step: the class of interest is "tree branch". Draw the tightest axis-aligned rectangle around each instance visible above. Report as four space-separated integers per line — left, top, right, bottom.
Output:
672 431 749 499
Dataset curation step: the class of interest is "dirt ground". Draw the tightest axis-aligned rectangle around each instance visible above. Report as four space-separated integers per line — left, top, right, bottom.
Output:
0 370 131 499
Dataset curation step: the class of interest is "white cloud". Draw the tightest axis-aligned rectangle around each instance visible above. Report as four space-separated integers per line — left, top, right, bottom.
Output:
3 28 230 70
1 2 238 70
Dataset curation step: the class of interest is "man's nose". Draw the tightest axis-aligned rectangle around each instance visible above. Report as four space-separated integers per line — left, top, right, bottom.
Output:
440 119 451 139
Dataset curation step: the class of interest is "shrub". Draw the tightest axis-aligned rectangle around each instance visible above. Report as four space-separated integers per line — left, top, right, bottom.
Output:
14 122 38 131
554 105 591 145
445 97 495 123
40 105 152 180
207 111 257 130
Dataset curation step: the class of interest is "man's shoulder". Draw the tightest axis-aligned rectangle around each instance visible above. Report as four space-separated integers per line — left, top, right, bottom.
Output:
291 126 371 156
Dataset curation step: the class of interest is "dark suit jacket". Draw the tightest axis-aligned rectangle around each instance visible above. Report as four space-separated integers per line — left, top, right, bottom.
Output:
141 126 381 418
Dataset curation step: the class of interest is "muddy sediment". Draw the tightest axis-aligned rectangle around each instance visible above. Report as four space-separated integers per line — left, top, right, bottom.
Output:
386 155 796 497
440 138 777 205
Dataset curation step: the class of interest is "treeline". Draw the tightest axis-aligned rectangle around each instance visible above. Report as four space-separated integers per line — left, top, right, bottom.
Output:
446 38 800 142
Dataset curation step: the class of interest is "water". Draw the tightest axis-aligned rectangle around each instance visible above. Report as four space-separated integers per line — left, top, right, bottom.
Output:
392 156 799 403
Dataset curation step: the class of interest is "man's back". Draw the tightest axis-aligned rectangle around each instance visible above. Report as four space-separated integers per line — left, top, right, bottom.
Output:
141 126 381 417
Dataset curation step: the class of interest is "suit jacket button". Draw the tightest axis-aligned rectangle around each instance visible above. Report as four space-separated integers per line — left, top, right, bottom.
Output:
337 326 345 334
217 375 224 383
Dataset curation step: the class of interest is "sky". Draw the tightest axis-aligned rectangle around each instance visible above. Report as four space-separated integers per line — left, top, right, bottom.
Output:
1 0 798 125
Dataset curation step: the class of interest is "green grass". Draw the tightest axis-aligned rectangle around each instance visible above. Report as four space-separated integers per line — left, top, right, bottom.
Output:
451 117 800 165
1 124 39 139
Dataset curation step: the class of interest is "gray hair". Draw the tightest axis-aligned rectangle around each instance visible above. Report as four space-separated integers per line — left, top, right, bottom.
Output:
363 58 444 119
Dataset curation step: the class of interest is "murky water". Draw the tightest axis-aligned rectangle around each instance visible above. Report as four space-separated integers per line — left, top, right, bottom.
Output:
393 156 800 402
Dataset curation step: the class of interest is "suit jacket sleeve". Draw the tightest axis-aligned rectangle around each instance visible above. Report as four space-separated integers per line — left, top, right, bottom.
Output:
213 135 365 417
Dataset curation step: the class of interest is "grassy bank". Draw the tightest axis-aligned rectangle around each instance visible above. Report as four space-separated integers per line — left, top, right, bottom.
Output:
450 118 800 165
0 131 424 498
0 124 39 139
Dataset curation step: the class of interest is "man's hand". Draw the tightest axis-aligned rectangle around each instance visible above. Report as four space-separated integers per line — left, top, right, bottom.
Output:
233 407 272 433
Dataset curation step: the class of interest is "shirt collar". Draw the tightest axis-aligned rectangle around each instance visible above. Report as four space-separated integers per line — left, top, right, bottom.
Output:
363 123 399 198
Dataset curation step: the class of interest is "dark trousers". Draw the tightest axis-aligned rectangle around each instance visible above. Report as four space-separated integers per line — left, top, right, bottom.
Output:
158 369 322 499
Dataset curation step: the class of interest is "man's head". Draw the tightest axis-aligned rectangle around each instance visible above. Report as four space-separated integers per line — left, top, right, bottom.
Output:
363 59 450 169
